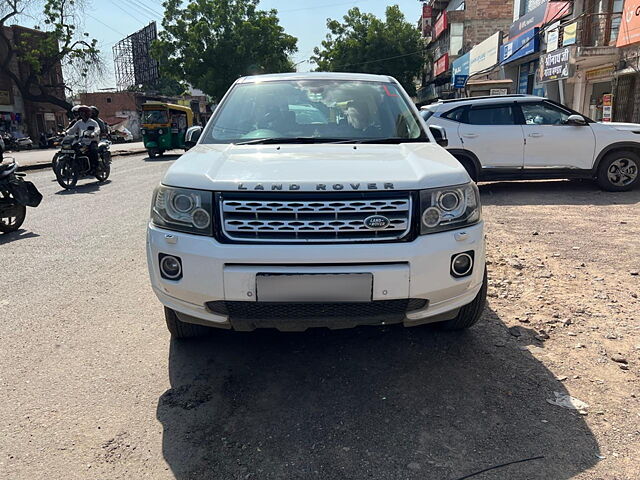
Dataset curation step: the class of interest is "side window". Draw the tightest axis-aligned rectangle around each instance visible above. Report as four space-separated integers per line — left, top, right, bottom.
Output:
467 105 515 125
441 106 465 122
520 102 569 125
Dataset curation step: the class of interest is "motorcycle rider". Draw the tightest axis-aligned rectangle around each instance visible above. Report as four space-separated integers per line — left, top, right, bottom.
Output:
65 105 100 171
90 106 109 139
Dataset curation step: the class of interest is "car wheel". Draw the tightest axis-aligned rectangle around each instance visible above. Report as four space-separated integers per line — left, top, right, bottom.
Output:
597 151 639 191
164 307 211 338
437 268 487 330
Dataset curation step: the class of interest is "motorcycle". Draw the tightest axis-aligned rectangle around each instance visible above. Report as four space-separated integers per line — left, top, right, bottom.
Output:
2 132 33 151
0 157 43 233
39 132 64 149
54 127 111 190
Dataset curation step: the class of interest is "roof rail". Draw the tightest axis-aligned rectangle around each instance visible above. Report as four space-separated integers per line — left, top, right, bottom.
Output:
440 94 538 103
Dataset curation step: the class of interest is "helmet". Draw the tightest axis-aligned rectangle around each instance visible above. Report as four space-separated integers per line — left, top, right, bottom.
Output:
77 105 91 113
90 106 99 115
71 105 81 113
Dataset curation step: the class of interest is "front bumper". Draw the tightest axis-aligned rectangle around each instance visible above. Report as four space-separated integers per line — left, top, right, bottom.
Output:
146 222 485 331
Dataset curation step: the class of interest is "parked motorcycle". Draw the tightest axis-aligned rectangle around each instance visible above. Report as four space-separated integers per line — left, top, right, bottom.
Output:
54 128 111 189
1 132 33 151
0 158 43 233
39 132 64 149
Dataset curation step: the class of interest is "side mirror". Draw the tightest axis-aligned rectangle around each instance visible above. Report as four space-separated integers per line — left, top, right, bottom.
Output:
429 125 448 148
185 126 203 149
567 114 587 126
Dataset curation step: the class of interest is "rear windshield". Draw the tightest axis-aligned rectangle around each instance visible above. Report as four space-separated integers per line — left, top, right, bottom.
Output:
202 79 428 143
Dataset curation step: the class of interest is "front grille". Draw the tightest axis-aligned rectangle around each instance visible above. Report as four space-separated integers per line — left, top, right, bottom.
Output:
206 299 428 319
218 192 413 243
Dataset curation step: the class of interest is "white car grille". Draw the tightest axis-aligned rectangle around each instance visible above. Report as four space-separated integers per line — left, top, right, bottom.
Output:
219 194 413 243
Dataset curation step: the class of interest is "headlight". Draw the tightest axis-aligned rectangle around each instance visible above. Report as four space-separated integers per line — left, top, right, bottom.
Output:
158 129 164 135
141 129 146 135
420 183 481 234
151 185 213 235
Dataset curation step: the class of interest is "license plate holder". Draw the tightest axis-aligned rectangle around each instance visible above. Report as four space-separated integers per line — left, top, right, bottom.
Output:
256 273 373 302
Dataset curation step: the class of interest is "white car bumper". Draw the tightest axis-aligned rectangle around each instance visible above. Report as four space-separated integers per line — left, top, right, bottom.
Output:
146 222 486 330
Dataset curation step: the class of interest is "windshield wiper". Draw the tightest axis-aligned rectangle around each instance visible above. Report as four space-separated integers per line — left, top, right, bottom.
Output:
234 137 345 145
335 137 429 144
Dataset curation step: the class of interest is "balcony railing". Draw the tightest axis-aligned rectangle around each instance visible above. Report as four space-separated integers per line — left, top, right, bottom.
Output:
579 12 621 47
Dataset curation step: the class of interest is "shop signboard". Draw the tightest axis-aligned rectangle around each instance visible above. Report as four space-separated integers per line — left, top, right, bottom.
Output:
585 65 615 81
563 22 577 46
509 1 572 39
434 53 450 77
451 52 470 85
44 112 56 122
0 90 10 105
539 47 571 82
602 94 613 122
434 11 448 39
469 31 502 75
454 75 468 88
490 88 508 96
617 0 640 47
422 4 432 37
546 22 560 52
499 28 540 64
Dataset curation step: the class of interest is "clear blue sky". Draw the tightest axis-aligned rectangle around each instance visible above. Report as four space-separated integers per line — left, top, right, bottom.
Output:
79 0 423 91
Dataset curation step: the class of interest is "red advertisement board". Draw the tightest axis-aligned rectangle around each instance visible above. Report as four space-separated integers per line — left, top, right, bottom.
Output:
434 11 448 39
434 53 449 77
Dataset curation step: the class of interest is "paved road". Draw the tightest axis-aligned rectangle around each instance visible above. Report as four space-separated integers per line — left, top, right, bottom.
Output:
5 142 147 169
0 156 606 479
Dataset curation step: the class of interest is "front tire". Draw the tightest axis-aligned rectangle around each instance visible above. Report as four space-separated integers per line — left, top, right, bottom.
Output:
597 151 639 191
95 161 110 183
437 268 487 330
164 307 211 338
0 191 26 233
55 158 78 190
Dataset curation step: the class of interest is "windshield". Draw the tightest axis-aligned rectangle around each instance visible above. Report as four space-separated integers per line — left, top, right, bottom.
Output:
202 79 428 143
142 110 169 124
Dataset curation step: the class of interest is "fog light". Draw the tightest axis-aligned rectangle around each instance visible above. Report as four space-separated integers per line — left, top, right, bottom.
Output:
451 251 474 277
159 254 182 280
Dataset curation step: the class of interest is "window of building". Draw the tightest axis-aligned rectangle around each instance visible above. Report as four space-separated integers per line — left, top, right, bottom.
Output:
450 23 464 56
107 97 112 103
466 105 515 125
520 102 570 125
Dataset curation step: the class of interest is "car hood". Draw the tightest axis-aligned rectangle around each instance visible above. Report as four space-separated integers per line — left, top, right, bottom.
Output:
163 143 470 192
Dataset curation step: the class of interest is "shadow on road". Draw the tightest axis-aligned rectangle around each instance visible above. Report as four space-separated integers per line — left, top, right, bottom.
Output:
479 180 640 206
0 228 39 244
144 154 182 163
54 180 111 195
157 307 600 479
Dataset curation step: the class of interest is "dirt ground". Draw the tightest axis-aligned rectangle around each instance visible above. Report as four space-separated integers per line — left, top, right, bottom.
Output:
1 161 639 479
480 179 640 479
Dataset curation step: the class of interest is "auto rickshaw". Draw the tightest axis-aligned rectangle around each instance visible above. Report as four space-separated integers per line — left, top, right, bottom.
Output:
141 102 194 158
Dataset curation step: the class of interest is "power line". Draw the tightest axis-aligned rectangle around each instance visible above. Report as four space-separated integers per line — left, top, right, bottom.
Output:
86 13 126 37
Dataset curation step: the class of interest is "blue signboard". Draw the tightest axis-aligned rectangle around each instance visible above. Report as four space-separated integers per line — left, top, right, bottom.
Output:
454 75 468 88
500 28 540 64
451 52 470 85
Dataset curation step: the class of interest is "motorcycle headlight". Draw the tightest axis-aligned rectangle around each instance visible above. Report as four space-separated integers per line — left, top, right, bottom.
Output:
151 185 213 235
420 183 481 234
158 129 164 135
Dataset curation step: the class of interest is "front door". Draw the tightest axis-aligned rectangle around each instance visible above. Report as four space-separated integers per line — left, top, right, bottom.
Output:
518 101 596 170
458 103 525 169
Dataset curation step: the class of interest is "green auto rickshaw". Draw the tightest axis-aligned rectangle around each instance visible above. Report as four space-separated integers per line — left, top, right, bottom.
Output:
141 102 194 158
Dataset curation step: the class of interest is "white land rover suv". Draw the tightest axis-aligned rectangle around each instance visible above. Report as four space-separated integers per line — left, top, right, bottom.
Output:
147 72 486 338
422 95 640 191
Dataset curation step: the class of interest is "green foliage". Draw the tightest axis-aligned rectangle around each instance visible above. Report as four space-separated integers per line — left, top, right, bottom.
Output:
311 6 423 96
127 77 187 97
152 0 298 102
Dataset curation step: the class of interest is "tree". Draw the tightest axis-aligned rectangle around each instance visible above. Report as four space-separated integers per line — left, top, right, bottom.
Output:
153 0 298 102
127 77 187 97
312 6 423 96
0 0 101 111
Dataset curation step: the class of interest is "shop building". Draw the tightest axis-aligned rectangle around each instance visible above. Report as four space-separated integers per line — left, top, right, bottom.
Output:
612 0 640 122
0 25 67 138
416 0 513 104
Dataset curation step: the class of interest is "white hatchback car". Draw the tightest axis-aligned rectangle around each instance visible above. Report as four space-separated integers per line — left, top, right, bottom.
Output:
422 95 640 191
